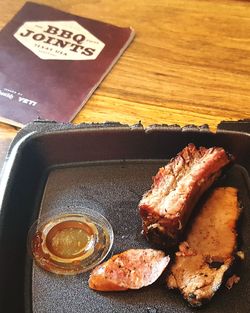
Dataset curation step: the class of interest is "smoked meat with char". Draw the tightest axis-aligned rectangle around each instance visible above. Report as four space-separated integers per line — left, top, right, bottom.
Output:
139 144 232 247
166 187 240 306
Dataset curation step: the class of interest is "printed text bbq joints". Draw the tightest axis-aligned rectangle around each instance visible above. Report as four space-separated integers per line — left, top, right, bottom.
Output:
20 25 96 55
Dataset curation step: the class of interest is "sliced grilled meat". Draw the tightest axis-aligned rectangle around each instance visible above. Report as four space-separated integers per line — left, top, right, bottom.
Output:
139 144 232 247
166 187 240 306
89 249 170 291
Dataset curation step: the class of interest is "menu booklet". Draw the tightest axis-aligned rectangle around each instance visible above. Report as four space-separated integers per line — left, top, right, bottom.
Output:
0 2 135 127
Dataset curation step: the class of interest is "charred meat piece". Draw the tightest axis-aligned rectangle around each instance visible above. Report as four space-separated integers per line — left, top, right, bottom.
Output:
166 187 240 306
89 249 170 291
139 144 232 247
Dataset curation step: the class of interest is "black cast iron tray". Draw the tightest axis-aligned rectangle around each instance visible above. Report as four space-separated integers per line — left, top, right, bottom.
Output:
0 120 249 313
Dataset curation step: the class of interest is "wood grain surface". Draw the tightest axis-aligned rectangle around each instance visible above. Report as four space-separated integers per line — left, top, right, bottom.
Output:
0 0 250 169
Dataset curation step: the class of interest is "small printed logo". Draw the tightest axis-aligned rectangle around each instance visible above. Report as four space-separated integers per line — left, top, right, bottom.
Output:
14 21 105 60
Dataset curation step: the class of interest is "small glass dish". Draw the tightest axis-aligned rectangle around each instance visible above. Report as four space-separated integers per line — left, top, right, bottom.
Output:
27 208 113 275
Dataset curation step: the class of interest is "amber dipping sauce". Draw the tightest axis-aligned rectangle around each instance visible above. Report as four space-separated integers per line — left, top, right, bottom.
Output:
29 211 113 275
45 220 96 260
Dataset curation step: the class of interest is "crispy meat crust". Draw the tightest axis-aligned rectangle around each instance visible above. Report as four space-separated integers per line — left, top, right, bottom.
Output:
138 144 232 247
166 187 240 306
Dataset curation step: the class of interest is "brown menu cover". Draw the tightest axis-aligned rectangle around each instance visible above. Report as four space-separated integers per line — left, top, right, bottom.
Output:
0 2 135 127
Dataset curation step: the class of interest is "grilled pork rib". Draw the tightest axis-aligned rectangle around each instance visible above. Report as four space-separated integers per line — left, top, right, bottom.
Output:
89 249 169 291
138 144 232 247
166 187 240 306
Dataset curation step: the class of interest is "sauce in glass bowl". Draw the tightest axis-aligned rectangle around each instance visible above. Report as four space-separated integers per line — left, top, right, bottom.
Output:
28 209 113 275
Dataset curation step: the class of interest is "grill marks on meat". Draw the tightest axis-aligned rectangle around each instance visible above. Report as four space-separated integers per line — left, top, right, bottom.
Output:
89 249 170 291
138 144 232 247
166 187 240 306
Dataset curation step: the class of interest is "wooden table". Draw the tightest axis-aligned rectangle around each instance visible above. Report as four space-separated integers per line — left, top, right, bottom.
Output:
0 0 250 170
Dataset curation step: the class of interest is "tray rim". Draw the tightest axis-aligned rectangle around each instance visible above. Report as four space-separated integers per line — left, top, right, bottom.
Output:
5 119 250 158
